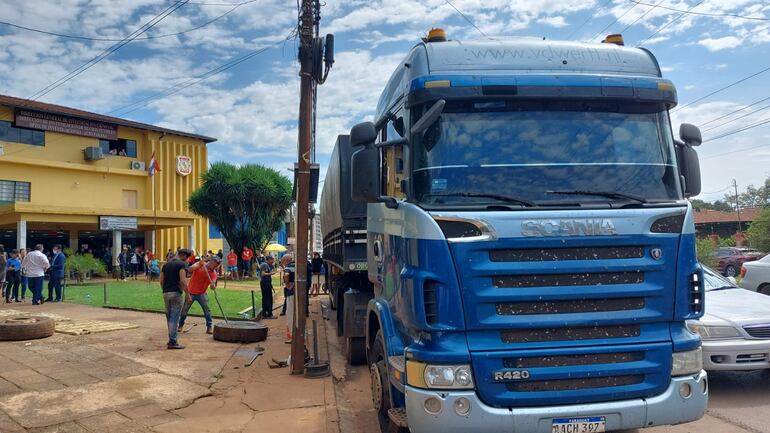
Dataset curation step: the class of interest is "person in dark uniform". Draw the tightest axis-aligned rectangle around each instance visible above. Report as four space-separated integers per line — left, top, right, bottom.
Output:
259 255 277 318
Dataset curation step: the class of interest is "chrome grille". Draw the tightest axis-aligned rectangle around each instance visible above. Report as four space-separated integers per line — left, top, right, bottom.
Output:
490 246 644 262
504 352 644 368
496 297 645 315
501 325 640 343
506 375 645 392
744 324 770 339
495 271 644 288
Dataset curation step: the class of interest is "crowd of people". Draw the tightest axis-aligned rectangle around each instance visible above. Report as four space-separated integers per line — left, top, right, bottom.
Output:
0 244 66 305
158 246 326 349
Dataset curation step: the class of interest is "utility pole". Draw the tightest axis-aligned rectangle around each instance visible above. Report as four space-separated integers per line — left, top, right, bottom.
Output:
733 179 743 233
291 0 317 374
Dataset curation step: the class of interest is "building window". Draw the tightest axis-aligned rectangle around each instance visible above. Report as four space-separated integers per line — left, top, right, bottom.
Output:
0 180 31 202
122 190 138 209
100 138 137 157
0 121 45 146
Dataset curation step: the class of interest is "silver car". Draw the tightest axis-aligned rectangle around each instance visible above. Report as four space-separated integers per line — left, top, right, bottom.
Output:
740 254 770 295
687 266 770 371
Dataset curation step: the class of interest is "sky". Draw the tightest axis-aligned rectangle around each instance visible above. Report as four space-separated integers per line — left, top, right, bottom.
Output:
1 0 769 203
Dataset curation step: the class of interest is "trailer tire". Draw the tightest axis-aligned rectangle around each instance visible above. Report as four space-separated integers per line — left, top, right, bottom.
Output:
0 316 55 341
212 321 268 343
346 336 367 365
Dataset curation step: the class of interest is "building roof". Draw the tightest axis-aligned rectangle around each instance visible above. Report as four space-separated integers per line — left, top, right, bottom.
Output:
694 208 763 224
0 94 216 143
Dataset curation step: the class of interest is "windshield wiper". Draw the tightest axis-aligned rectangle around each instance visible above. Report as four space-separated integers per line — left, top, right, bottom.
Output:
425 192 535 207
546 190 649 204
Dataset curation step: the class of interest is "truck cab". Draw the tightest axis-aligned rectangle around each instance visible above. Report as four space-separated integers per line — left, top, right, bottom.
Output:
344 32 707 433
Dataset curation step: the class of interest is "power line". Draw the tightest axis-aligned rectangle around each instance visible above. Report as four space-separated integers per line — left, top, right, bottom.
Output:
0 0 256 42
699 96 770 127
627 0 770 21
672 65 770 112
27 1 190 102
588 2 639 42
566 0 614 40
442 0 491 39
704 116 770 144
617 0 665 34
702 103 770 133
638 0 703 45
108 30 296 117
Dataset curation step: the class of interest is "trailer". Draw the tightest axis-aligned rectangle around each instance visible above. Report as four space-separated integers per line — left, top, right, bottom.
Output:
320 134 372 364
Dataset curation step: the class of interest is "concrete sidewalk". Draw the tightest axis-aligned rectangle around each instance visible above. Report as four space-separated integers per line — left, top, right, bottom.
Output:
0 298 338 433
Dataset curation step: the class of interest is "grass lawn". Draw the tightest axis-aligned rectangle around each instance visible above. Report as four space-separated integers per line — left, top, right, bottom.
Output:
63 280 270 318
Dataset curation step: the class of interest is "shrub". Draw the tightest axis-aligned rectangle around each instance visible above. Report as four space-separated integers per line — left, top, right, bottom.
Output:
696 238 718 268
64 248 107 283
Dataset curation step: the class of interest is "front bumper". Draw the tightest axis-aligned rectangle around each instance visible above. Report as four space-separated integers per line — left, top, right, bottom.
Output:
405 371 707 433
702 338 770 371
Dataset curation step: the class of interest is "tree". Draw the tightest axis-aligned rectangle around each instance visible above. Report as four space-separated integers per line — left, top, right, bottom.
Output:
690 199 733 212
722 177 770 209
747 208 770 252
189 162 292 263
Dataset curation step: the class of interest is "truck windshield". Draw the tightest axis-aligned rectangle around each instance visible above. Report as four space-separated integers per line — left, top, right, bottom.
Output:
412 103 682 208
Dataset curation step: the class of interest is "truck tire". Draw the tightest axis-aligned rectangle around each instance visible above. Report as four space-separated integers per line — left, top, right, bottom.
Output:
213 321 268 343
0 316 55 341
370 330 406 433
346 336 367 365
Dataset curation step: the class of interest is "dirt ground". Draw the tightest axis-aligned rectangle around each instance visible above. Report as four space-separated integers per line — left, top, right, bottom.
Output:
0 297 338 433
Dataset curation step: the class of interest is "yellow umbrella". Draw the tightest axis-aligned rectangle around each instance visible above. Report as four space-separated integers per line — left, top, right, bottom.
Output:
264 243 287 253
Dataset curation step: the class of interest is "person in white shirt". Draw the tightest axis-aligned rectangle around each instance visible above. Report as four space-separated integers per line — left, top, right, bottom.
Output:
22 244 49 305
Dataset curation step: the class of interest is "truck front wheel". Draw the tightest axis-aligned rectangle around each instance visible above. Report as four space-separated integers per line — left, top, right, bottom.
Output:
370 331 406 433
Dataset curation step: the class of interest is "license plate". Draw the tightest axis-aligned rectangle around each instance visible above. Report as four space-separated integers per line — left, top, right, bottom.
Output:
551 417 606 433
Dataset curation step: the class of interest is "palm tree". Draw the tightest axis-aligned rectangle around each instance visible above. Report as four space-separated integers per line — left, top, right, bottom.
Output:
189 162 292 267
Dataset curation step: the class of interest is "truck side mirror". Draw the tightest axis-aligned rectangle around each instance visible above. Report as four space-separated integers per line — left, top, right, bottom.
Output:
681 145 701 197
679 123 702 146
350 122 381 203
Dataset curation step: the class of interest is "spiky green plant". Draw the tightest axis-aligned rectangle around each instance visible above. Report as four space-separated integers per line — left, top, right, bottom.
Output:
189 162 292 262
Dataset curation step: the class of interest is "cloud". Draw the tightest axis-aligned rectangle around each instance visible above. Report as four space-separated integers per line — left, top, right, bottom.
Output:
698 36 742 51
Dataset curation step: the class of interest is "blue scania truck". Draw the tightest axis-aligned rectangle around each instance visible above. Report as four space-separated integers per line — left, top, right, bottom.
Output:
321 30 708 433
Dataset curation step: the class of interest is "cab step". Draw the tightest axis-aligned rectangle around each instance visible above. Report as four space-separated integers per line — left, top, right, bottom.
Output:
388 408 409 428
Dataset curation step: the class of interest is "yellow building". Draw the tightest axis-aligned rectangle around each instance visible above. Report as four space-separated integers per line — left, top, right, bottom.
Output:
0 94 218 261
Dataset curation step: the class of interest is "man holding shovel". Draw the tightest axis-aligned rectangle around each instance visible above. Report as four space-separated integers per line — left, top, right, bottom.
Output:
179 255 220 335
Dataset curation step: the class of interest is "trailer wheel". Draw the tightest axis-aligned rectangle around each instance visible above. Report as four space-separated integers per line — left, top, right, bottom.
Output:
0 316 55 341
212 321 268 343
346 336 367 365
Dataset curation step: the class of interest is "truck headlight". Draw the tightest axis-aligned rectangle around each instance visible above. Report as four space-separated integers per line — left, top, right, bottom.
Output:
672 348 703 376
406 361 474 390
687 323 741 340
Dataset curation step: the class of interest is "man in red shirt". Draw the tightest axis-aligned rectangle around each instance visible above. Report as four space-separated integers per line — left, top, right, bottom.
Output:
241 246 254 279
226 250 239 280
179 255 221 334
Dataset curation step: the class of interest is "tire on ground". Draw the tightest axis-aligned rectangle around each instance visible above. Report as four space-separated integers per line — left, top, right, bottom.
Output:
0 316 55 341
212 321 268 343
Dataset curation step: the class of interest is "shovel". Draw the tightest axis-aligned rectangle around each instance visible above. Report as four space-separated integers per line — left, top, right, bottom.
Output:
203 263 228 324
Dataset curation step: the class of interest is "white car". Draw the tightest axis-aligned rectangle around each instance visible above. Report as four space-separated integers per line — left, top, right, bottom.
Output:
687 266 770 371
741 254 770 295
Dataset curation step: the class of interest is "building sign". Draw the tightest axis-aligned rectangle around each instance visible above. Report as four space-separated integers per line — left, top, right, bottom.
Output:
99 216 138 231
176 155 192 176
15 109 118 140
